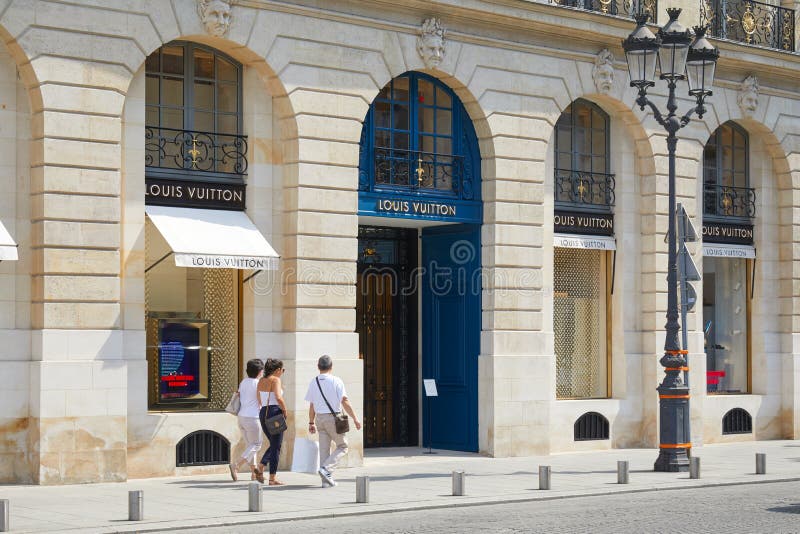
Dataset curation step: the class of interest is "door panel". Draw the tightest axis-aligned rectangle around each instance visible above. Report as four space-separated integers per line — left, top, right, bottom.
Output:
357 272 394 446
422 224 480 452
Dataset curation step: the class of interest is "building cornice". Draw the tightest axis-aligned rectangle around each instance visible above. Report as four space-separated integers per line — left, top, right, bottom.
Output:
237 0 800 92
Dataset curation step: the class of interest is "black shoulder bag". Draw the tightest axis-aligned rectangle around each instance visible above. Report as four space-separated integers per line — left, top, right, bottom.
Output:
316 377 350 434
264 391 287 436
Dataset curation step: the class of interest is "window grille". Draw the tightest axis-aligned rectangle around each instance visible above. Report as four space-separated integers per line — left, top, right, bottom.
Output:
574 412 610 441
554 248 608 398
722 408 752 435
176 430 230 466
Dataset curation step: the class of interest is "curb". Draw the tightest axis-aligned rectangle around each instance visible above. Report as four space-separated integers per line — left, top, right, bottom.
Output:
93 476 800 534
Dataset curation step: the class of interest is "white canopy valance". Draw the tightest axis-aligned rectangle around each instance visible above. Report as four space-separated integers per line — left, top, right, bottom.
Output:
554 233 616 251
145 206 279 270
0 222 18 261
702 243 755 259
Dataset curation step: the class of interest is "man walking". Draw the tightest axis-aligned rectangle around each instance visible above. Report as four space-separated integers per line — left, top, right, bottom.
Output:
306 355 362 487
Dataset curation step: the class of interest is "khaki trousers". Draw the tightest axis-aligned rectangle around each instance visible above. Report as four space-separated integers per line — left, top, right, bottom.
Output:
315 413 348 471
237 415 263 466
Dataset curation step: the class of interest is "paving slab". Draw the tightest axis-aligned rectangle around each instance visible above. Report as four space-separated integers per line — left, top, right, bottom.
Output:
1 440 798 533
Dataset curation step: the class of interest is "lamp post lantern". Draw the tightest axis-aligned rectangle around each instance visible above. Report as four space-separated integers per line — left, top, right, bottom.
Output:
622 8 719 472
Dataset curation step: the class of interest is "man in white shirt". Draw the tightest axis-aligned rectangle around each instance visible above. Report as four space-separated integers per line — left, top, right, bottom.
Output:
305 355 362 487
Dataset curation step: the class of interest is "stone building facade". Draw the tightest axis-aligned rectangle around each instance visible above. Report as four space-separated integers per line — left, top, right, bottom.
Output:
0 0 798 484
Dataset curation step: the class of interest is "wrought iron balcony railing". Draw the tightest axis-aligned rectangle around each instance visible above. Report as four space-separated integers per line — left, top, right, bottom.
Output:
550 0 658 22
703 183 756 219
701 0 795 51
362 147 476 200
145 127 248 176
555 169 615 210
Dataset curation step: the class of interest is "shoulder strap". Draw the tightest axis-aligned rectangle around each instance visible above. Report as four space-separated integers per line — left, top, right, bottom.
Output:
315 377 337 414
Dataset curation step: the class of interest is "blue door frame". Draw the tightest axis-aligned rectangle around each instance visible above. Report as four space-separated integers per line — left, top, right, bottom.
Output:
421 224 481 452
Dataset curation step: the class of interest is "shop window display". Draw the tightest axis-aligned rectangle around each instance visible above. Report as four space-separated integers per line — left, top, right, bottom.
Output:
703 256 750 394
554 248 609 399
145 220 239 410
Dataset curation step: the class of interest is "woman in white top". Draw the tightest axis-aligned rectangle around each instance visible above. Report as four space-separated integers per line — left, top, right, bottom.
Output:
229 359 264 482
257 358 288 485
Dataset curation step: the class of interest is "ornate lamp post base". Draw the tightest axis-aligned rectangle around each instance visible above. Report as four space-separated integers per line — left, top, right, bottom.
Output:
654 383 691 472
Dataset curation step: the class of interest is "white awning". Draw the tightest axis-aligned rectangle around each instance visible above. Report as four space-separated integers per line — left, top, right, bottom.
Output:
554 233 616 251
702 243 755 259
145 206 279 270
0 221 17 261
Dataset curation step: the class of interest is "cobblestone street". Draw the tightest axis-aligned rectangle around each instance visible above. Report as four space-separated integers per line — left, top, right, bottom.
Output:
192 481 800 534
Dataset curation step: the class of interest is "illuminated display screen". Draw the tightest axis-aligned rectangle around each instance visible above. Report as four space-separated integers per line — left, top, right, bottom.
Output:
157 319 210 403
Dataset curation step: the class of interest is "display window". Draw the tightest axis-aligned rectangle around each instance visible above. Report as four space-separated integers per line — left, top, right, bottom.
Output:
145 220 240 410
554 248 610 399
703 256 751 394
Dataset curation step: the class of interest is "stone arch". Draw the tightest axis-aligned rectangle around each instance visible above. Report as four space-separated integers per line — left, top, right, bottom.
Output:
696 116 796 440
0 21 41 484
544 93 657 449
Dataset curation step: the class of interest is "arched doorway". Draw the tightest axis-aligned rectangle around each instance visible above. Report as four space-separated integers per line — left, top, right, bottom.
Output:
357 72 481 452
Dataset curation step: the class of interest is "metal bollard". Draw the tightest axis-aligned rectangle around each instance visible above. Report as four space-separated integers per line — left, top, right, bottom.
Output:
356 476 369 503
128 490 143 521
690 457 701 479
617 461 629 484
452 471 466 496
248 482 262 512
0 499 9 532
756 453 766 475
538 465 551 490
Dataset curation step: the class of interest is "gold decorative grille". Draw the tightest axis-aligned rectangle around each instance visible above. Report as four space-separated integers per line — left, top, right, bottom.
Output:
554 248 608 399
204 268 238 411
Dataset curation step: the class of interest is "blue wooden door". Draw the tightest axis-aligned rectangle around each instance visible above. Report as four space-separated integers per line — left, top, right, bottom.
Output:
421 224 480 452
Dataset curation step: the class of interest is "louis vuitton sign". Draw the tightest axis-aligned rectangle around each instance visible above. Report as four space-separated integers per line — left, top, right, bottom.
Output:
145 177 246 211
702 221 753 245
554 210 614 237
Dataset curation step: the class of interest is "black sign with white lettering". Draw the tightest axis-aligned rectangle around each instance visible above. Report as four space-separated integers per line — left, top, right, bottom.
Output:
145 177 246 211
702 221 753 245
554 210 614 237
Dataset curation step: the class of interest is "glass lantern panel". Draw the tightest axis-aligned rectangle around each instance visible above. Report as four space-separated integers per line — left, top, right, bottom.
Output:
659 45 689 78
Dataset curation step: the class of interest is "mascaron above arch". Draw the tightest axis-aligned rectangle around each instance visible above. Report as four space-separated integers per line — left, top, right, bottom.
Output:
737 75 759 117
592 49 615 95
197 0 232 37
417 18 446 69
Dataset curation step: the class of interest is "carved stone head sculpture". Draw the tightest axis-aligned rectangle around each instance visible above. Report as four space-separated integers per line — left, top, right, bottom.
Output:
592 48 615 94
417 18 446 69
737 75 759 117
198 0 231 37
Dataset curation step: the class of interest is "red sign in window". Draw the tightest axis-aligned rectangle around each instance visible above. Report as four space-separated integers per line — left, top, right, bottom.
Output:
162 375 196 388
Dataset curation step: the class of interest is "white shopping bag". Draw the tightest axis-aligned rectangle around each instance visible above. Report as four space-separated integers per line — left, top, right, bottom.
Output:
290 437 320 473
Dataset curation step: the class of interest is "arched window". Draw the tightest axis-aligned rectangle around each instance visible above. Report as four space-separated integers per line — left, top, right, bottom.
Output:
145 42 244 176
359 72 480 202
554 99 613 209
703 121 752 218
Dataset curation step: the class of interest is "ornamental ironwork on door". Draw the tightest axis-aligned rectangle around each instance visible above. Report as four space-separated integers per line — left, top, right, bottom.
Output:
357 227 417 448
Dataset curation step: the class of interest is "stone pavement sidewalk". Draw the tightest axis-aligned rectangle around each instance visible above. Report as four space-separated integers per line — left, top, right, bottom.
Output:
2 440 799 533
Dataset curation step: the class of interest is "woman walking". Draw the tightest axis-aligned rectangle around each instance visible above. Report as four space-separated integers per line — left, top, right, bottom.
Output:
257 358 287 485
229 358 264 482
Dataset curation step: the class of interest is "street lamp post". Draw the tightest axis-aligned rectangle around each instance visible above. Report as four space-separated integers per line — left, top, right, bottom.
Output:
622 9 719 472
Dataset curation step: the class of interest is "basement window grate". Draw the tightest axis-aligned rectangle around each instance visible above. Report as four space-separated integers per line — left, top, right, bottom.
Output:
722 408 752 435
574 411 609 441
176 430 230 467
